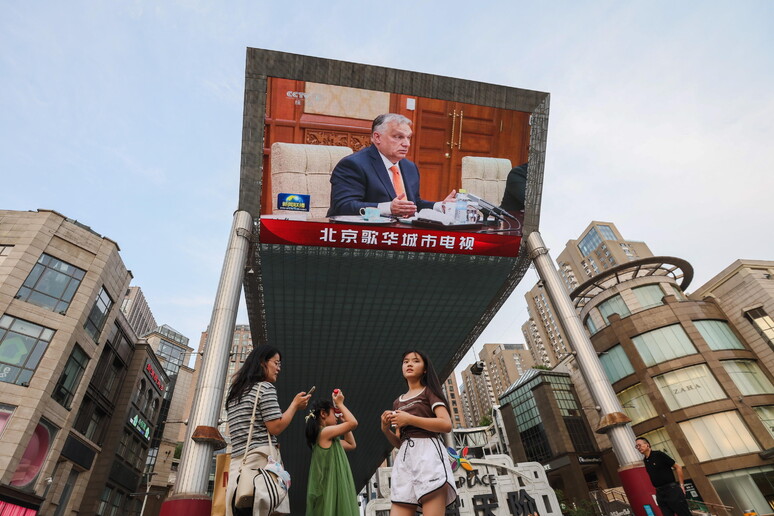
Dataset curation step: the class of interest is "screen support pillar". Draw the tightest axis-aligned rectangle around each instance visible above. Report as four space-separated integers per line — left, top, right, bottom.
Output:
160 210 253 516
525 231 660 516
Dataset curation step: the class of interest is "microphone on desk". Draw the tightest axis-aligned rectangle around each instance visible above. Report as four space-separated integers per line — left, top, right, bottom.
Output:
465 193 520 223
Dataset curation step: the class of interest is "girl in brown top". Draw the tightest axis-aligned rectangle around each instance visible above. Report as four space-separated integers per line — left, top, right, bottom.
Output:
380 350 458 515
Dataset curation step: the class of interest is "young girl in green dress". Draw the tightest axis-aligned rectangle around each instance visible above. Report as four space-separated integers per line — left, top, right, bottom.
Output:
304 389 359 516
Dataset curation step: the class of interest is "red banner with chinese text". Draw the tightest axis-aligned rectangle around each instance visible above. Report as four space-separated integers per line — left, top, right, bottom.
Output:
259 219 521 257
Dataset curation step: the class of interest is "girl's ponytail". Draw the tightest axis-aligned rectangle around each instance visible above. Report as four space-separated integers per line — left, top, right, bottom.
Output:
305 399 334 448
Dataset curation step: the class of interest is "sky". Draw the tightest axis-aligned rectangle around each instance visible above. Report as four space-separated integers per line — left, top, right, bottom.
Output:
1 2 772 378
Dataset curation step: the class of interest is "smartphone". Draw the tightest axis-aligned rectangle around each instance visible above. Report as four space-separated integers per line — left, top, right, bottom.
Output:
307 386 316 395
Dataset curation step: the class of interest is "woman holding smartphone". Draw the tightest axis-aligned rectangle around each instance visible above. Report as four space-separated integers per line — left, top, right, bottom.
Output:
225 345 311 515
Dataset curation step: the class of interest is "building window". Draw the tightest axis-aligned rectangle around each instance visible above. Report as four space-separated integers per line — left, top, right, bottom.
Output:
722 360 774 395
10 418 58 487
85 407 106 442
578 228 603 256
654 364 726 410
110 491 124 516
52 344 89 409
598 294 631 324
143 389 154 416
506 377 552 462
553 378 580 416
92 347 127 403
638 427 683 465
0 315 55 386
565 418 596 453
74 397 108 444
632 284 665 310
753 406 774 440
617 383 657 425
0 403 14 437
145 446 159 473
599 345 634 383
84 287 113 341
157 339 185 375
584 315 598 335
745 308 774 346
597 224 617 241
134 379 147 407
16 254 85 314
600 345 635 384
97 486 112 516
669 284 685 300
680 411 760 461
0 245 14 266
520 423 552 462
694 320 745 351
587 256 600 273
52 469 80 516
120 431 146 471
632 324 697 366
707 466 774 516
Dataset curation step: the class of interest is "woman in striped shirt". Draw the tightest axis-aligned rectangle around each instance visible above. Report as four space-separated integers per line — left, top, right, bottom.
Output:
225 345 311 515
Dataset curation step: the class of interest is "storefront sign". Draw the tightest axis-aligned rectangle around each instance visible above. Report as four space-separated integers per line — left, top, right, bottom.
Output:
545 455 571 471
457 473 498 489
672 383 703 395
128 411 151 440
145 361 165 392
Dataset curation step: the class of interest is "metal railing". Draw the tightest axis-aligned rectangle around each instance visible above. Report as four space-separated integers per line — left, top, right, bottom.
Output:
687 498 734 516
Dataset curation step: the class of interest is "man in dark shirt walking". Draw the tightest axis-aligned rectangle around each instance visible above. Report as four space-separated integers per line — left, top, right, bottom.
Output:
635 437 692 516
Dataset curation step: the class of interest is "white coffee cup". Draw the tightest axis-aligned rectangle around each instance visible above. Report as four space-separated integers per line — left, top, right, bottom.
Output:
359 207 381 221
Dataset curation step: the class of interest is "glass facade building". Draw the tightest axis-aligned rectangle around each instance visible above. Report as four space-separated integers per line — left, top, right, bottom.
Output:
574 257 774 516
499 369 618 506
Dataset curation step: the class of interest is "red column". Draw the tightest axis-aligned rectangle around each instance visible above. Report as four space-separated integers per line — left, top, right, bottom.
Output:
619 465 663 516
158 495 211 516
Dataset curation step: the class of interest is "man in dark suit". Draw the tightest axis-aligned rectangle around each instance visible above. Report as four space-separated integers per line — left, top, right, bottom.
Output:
500 162 528 213
327 113 455 217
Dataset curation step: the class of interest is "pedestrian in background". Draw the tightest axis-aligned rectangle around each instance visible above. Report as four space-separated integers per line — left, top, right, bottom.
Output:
635 437 692 516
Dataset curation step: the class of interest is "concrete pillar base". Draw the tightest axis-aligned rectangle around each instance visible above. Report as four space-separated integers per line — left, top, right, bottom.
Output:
158 494 211 516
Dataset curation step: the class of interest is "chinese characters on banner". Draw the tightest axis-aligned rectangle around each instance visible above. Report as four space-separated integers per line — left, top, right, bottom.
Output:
320 227 476 252
259 219 521 258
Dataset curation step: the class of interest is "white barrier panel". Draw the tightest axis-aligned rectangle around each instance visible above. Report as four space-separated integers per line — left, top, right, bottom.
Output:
366 454 561 516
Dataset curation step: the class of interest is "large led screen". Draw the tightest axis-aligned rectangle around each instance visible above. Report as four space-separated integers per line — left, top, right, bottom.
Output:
236 48 550 512
238 49 549 255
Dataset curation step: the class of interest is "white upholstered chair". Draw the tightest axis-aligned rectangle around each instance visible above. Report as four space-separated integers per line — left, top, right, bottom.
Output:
460 156 513 206
270 142 353 219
